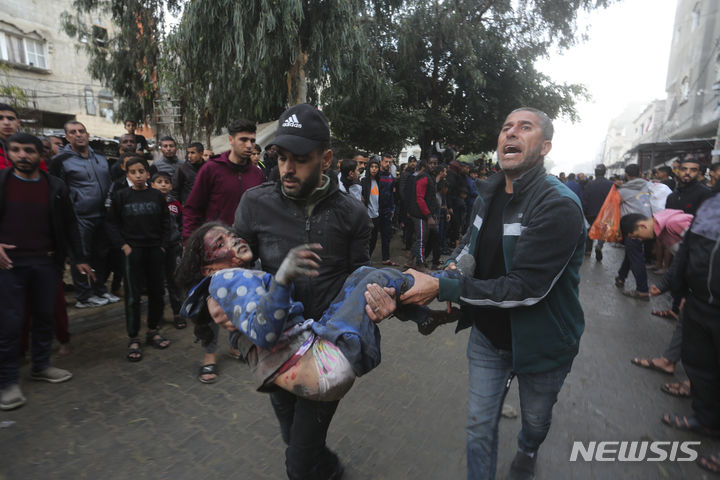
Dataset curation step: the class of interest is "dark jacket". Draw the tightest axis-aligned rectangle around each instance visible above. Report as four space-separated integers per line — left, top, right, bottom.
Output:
581 176 614 218
0 169 86 267
182 152 266 241
234 179 372 321
446 161 469 204
438 165 586 373
172 160 203 205
360 169 395 216
407 170 439 219
659 191 720 306
49 144 111 219
665 179 713 215
105 187 170 249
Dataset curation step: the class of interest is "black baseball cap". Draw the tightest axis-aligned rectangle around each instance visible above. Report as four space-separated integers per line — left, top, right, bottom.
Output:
269 103 330 156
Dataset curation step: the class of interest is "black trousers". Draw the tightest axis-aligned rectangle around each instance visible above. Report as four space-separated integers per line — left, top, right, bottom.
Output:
71 217 110 301
122 246 165 338
681 293 720 429
269 388 341 479
0 261 58 388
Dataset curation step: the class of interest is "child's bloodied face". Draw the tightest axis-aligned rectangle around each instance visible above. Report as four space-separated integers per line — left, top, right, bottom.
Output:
201 227 253 275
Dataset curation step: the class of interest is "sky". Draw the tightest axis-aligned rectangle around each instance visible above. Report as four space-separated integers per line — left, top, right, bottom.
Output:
535 0 678 174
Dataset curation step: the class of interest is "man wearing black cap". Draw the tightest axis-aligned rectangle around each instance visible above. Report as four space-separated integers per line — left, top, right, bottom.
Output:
233 103 372 479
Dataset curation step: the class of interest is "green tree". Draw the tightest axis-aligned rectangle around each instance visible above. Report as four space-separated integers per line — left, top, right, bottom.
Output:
62 0 180 124
165 0 378 134
0 64 29 108
324 0 608 157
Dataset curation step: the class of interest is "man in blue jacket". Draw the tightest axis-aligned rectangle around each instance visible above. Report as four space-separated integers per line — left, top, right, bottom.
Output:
50 121 117 308
400 107 585 480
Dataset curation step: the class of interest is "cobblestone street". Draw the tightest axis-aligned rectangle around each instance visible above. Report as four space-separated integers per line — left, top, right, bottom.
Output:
1 238 719 479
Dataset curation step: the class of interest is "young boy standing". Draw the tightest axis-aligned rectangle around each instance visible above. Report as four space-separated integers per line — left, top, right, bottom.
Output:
151 172 185 329
106 158 171 361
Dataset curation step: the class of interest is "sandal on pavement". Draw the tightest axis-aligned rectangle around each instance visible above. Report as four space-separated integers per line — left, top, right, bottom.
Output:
651 309 678 320
127 339 143 362
198 364 218 384
173 315 187 330
698 453 720 475
662 413 720 438
614 276 625 288
146 330 170 349
631 357 674 375
622 290 650 301
382 260 400 267
661 380 691 398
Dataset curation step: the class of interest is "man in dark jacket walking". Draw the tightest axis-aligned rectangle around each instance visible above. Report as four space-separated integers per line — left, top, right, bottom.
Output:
0 133 93 410
582 164 614 261
233 104 372 479
399 108 585 480
182 120 265 242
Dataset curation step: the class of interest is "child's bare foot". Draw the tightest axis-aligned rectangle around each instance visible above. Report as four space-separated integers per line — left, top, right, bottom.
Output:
57 342 71 357
199 352 218 383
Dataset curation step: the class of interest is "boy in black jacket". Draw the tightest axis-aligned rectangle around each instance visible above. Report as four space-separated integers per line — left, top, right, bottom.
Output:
106 157 171 361
150 172 185 329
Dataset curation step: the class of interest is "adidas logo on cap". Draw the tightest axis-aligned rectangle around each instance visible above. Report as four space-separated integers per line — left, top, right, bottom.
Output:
281 114 302 129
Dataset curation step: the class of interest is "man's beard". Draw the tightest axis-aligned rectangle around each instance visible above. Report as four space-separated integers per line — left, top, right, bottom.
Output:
282 162 323 199
11 159 37 173
499 143 544 176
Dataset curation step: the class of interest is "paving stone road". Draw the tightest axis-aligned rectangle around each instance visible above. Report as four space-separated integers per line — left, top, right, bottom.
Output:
1 238 718 479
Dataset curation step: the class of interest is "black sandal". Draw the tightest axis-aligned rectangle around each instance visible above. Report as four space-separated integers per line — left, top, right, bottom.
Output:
173 315 187 330
127 339 143 362
146 330 170 349
198 364 218 384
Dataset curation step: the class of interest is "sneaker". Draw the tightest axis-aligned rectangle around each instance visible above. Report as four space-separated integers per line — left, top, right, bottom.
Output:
508 451 536 480
31 366 73 383
595 247 603 262
101 292 120 303
75 295 109 308
0 384 26 410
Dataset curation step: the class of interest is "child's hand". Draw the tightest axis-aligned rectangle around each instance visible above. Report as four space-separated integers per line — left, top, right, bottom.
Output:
121 244 132 256
275 243 322 286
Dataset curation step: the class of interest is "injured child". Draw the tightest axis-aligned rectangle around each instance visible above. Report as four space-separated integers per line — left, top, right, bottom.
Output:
177 223 465 401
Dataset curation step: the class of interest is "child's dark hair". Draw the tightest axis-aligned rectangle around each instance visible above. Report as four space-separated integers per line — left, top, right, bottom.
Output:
151 172 171 184
620 213 649 239
176 222 236 347
125 156 149 171
176 221 231 291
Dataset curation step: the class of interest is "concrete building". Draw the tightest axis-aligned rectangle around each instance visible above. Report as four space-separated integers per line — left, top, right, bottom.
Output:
0 0 120 138
600 103 645 173
664 0 720 141
627 0 718 171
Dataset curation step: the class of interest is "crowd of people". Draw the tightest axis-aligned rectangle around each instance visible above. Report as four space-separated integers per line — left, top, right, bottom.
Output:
1 99 719 478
